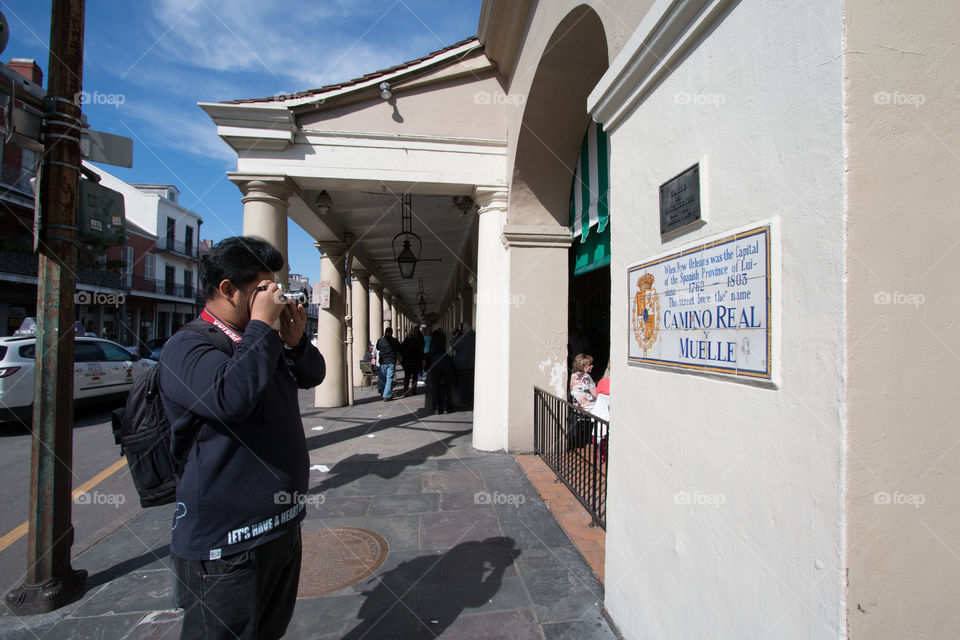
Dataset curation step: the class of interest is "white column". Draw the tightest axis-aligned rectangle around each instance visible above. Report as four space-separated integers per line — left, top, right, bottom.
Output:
314 242 346 408
472 188 510 452
238 177 292 286
369 283 384 344
453 298 463 332
460 285 473 326
469 274 478 327
351 270 370 387
385 294 395 334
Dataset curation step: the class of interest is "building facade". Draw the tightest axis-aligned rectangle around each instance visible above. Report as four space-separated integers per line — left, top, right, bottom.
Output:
200 1 959 637
90 167 203 340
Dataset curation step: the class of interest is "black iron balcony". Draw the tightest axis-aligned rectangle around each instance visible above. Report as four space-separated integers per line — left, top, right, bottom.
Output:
156 237 194 257
0 166 37 196
0 250 122 289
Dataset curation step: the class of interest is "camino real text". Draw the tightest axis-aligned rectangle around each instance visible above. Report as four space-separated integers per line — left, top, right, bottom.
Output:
628 226 771 378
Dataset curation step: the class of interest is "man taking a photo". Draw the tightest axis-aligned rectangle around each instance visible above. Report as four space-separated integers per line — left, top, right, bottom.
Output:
159 236 325 639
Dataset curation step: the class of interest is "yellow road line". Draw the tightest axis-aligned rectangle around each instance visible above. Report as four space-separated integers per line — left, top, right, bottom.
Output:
0 457 128 553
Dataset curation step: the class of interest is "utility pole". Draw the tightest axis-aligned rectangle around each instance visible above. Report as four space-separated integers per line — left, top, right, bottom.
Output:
5 0 87 615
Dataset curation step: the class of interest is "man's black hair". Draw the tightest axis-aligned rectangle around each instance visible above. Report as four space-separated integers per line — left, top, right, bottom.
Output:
200 236 285 298
384 327 393 336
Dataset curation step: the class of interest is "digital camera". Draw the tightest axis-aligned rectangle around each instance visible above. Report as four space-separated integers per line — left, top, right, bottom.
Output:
281 289 308 305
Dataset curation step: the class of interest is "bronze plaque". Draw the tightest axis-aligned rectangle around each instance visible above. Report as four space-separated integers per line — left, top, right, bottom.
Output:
297 527 389 599
659 163 701 235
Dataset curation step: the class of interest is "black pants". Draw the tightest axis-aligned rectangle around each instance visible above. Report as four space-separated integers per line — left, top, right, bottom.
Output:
172 526 302 640
402 364 419 393
430 362 456 412
456 367 474 407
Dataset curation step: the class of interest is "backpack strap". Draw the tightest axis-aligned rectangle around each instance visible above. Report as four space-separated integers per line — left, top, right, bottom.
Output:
169 317 238 478
181 318 235 356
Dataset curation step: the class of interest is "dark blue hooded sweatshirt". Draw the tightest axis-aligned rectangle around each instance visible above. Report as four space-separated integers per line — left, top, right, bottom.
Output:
158 317 325 561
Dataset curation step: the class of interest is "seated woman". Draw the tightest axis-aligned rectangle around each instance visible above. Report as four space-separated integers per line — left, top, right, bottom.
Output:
569 353 598 412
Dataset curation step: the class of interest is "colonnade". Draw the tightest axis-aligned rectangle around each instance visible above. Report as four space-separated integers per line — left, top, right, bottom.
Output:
235 176 569 454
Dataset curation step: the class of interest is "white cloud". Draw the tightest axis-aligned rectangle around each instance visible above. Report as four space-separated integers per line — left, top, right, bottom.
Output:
141 0 429 90
118 100 237 166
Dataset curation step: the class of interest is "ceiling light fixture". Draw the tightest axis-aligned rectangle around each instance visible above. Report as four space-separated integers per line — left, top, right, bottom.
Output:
392 193 421 279
314 190 333 215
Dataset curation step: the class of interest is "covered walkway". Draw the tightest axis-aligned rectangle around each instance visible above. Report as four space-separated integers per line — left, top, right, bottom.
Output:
0 386 615 639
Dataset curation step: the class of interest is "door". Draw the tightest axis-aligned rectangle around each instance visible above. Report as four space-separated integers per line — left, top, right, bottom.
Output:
73 340 107 400
96 340 139 393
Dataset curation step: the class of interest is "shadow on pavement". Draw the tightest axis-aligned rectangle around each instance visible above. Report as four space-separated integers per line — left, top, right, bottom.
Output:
0 400 125 437
303 405 454 451
307 434 460 496
341 537 519 639
85 544 170 588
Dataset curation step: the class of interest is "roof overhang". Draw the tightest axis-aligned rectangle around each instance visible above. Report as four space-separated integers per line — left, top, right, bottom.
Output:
196 102 296 152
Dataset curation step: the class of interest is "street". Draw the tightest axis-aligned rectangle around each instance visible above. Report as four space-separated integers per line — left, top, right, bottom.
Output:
0 401 146 597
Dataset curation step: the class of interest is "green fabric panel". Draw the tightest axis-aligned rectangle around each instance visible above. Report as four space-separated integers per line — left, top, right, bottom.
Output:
596 123 609 233
579 131 591 242
573 223 610 276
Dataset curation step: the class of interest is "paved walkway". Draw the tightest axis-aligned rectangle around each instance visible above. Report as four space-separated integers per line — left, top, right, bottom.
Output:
0 385 618 639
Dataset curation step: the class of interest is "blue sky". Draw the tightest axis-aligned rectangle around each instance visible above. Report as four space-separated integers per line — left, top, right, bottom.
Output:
2 0 482 281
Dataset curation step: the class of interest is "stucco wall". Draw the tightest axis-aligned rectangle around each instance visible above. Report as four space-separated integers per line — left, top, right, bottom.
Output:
845 1 960 637
592 0 846 637
503 0 654 189
297 70 508 143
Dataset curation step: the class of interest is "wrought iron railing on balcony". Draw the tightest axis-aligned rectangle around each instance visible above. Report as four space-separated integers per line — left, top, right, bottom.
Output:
156 237 194 257
0 250 123 289
1 166 37 195
533 386 609 529
0 253 198 302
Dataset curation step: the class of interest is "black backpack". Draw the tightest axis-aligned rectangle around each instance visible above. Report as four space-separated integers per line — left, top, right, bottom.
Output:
111 319 234 507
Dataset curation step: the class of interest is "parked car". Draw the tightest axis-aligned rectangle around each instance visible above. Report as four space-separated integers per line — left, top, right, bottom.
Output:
0 334 157 423
145 337 170 360
124 343 153 359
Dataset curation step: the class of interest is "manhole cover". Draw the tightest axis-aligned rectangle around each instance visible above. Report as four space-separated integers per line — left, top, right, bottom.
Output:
297 527 389 599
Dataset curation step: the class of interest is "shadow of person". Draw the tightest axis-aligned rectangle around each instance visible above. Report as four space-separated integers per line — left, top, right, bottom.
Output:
308 434 460 495
341 537 519 639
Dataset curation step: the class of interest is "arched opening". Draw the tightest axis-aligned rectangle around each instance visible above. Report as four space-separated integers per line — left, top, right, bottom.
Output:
512 5 608 226
512 5 610 383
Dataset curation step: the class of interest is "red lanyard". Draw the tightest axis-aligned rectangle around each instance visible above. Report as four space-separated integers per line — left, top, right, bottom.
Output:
200 309 242 344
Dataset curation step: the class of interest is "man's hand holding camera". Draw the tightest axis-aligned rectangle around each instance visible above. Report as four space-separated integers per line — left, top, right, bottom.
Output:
248 280 307 348
277 296 307 348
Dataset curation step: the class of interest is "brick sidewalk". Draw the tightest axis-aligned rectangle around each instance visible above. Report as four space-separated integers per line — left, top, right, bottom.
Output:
516 455 605 582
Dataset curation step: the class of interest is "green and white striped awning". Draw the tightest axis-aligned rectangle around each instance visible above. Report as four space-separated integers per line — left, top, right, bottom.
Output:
570 121 610 242
570 122 610 276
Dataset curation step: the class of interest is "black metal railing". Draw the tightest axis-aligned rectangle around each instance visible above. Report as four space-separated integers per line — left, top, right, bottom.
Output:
1 166 37 195
156 237 193 257
533 386 609 529
0 250 123 289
